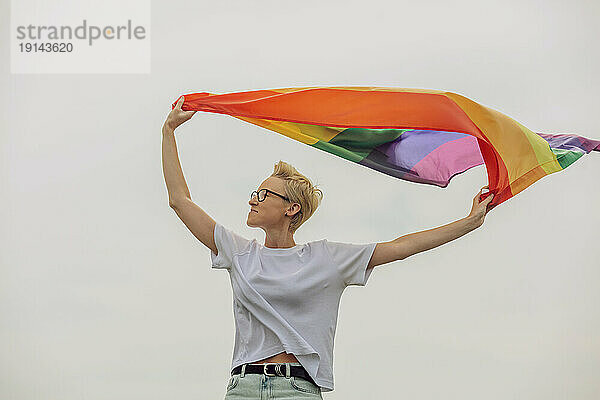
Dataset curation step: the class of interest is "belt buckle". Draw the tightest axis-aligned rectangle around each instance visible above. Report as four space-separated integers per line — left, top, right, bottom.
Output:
263 363 283 377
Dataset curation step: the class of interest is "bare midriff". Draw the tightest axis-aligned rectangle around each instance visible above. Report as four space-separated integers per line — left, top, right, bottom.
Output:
252 351 299 364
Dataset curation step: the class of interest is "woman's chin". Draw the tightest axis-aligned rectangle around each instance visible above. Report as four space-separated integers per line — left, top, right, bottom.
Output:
247 213 261 228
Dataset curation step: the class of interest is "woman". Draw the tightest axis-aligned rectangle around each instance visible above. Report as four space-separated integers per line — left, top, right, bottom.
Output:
162 97 494 399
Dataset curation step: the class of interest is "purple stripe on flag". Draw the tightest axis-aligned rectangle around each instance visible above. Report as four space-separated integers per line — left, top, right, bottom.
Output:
375 130 472 172
536 133 600 153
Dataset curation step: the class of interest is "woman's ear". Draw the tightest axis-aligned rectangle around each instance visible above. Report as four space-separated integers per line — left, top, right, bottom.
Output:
285 203 301 217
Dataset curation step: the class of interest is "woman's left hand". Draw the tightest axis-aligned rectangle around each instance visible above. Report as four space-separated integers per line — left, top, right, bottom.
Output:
468 186 494 228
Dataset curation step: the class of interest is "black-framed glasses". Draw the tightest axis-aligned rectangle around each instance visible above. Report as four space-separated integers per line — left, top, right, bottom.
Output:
250 188 290 202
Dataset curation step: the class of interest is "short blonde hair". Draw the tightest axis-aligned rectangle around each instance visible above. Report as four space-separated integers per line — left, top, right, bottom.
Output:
271 160 323 233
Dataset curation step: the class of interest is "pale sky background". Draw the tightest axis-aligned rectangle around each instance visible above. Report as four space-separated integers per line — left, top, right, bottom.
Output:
2 0 599 399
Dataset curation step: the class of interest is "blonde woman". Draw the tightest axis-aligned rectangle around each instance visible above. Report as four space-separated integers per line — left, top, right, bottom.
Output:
162 97 494 399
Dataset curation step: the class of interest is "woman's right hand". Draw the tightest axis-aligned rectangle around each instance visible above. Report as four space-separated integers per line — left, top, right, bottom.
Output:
164 96 196 131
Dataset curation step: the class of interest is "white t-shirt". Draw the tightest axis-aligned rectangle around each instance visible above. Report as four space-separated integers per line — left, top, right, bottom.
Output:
210 222 377 392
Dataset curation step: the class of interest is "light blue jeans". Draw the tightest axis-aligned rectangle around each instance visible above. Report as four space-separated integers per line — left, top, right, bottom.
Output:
224 362 323 399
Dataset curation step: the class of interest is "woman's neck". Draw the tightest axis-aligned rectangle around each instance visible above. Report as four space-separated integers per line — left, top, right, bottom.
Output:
264 230 296 249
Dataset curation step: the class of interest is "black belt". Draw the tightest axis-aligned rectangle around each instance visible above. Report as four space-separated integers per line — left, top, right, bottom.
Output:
231 363 317 386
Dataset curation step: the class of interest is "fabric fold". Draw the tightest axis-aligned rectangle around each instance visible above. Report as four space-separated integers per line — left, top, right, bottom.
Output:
229 260 322 384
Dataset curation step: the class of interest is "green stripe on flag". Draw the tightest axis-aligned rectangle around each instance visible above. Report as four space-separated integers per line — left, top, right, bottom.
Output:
551 147 585 169
312 128 412 163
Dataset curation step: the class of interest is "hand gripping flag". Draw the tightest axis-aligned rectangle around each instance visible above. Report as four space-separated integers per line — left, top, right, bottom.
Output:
171 87 599 211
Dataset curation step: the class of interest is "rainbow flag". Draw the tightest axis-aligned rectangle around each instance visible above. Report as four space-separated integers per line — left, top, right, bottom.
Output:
171 87 599 210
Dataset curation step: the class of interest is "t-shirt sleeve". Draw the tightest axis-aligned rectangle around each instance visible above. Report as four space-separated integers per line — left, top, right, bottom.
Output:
324 240 377 287
210 222 252 270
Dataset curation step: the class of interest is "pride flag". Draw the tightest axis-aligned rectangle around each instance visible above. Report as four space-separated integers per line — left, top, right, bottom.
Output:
171 87 599 210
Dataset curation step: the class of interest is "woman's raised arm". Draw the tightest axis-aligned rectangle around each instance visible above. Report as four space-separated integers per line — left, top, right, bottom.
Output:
162 96 218 255
367 187 494 269
162 96 195 206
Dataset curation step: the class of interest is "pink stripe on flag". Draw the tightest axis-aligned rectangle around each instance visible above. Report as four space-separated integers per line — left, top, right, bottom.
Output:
411 136 484 183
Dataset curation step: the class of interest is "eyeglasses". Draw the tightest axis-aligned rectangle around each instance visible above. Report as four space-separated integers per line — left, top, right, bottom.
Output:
250 188 290 202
